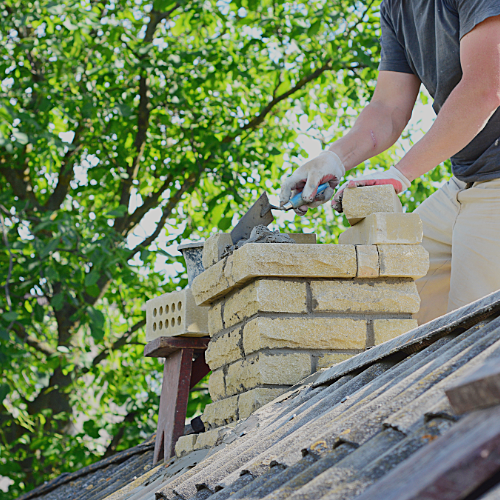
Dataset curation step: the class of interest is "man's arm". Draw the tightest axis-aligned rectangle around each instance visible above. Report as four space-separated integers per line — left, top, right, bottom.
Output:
396 15 500 182
329 71 421 171
279 71 420 212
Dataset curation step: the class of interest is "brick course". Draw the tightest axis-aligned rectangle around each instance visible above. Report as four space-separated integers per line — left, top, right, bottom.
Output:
223 280 307 328
310 279 420 314
243 317 367 354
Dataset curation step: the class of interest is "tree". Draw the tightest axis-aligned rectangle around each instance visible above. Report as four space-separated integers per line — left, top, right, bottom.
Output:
0 0 450 496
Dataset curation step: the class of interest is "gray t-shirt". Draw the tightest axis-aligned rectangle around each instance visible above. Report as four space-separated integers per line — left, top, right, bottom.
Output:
379 0 500 182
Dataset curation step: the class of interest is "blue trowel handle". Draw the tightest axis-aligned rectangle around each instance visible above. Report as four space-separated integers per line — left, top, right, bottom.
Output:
283 182 330 210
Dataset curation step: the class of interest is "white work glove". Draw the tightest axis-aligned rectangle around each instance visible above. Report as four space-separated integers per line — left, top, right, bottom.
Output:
332 166 411 212
279 151 345 215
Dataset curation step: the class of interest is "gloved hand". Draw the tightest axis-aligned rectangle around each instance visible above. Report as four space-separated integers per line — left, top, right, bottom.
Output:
279 150 345 215
332 166 411 212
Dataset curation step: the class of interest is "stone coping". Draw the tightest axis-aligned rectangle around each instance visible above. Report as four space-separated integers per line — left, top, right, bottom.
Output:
191 243 429 306
192 243 357 306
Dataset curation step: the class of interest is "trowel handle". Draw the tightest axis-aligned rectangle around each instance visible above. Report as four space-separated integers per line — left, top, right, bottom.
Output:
285 183 330 210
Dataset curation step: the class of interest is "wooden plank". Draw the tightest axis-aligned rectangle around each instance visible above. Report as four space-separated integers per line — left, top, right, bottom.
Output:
445 358 500 414
190 354 210 389
314 289 500 387
153 349 194 464
144 336 210 358
356 405 500 500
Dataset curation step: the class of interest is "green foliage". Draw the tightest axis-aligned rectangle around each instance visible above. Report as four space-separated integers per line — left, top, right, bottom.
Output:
0 0 449 496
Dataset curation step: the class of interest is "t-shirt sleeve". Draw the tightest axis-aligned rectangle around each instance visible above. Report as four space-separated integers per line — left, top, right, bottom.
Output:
378 3 414 74
452 0 500 39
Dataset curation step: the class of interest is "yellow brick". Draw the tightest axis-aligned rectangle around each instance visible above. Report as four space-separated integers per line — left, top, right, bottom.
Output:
175 434 197 458
201 395 239 430
203 233 233 269
238 388 287 420
378 245 430 279
193 244 356 306
356 245 379 278
225 352 311 396
208 301 224 337
208 369 226 401
223 280 307 328
310 279 420 314
339 213 423 245
342 185 403 225
287 233 317 244
232 243 357 284
193 427 231 450
192 255 236 306
205 328 242 370
373 319 418 345
243 317 367 354
317 353 355 370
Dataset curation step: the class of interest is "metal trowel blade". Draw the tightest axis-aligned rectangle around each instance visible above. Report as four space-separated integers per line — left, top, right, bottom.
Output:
230 192 275 245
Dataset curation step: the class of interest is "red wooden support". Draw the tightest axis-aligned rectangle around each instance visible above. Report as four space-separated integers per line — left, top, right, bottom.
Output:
145 336 210 465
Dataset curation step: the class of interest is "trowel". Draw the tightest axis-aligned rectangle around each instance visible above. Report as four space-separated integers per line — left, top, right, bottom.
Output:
230 183 329 244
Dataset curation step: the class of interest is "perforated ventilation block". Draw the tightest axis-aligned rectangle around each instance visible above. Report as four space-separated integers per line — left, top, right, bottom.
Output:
146 288 209 341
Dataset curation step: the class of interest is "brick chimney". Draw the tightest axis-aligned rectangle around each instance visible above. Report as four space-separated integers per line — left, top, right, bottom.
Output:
190 185 429 433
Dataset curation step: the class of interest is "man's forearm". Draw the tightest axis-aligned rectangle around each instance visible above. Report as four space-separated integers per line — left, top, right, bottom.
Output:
396 80 500 182
327 100 410 171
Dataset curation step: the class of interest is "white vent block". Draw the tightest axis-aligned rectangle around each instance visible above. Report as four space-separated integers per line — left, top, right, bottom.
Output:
146 288 209 341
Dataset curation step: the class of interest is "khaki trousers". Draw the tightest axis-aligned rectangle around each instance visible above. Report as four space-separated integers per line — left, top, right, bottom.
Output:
415 176 500 325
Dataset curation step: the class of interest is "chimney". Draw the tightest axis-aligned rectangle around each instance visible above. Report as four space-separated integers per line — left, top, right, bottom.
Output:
191 185 429 432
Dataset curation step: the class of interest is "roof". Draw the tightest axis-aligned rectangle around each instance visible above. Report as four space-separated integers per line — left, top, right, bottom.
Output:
21 289 500 500
17 436 156 500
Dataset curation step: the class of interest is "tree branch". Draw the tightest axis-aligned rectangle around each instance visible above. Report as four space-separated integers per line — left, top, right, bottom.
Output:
102 409 139 458
222 58 333 143
0 210 13 310
119 174 173 236
128 167 203 257
11 322 57 357
115 5 180 233
89 319 146 369
44 123 86 212
0 161 40 209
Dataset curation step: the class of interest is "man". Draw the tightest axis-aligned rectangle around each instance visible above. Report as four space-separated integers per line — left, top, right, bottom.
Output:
279 1 500 325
